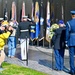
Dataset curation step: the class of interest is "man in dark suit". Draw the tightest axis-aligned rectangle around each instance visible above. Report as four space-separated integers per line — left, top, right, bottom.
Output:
52 20 66 71
66 11 75 75
17 16 31 61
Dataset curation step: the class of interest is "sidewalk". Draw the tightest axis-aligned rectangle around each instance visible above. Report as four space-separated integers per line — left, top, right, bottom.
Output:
4 45 70 75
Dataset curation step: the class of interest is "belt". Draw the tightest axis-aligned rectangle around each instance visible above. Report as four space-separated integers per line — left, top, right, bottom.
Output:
70 33 75 35
20 29 29 32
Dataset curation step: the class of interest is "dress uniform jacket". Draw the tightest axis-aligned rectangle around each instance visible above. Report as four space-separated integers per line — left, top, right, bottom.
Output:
66 19 75 46
17 21 31 39
52 27 66 49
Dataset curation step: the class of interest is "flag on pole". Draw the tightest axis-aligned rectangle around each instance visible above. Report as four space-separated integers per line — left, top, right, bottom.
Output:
30 2 36 41
34 2 39 39
11 1 16 21
31 2 34 21
39 1 44 41
46 1 50 42
21 1 25 21
4 1 8 20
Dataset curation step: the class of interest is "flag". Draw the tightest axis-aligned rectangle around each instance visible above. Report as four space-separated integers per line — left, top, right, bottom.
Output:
30 2 35 41
34 2 39 39
4 1 8 20
46 1 50 42
39 1 44 41
21 1 25 21
31 2 34 21
11 1 16 21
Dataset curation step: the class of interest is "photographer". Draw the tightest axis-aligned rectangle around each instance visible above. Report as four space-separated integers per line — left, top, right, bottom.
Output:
0 21 13 70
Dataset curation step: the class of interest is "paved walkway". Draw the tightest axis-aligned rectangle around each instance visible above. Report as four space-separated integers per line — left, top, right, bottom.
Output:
4 45 71 75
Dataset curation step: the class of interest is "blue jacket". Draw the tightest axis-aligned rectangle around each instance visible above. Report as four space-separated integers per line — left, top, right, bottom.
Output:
66 19 75 46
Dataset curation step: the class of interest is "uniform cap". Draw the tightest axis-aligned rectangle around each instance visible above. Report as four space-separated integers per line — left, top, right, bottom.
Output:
70 11 75 15
58 20 64 24
11 18 14 21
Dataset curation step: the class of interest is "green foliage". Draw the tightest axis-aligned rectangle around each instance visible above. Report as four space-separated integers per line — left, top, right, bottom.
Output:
0 62 49 75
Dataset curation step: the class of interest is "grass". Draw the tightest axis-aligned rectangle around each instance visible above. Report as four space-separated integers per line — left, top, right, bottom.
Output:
0 62 49 75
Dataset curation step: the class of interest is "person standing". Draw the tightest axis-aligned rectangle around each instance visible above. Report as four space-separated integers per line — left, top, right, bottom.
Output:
7 19 18 58
66 11 75 75
17 16 31 61
52 20 66 71
0 23 13 70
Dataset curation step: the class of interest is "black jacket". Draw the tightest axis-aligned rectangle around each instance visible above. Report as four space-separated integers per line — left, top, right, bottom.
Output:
52 27 66 49
17 21 31 39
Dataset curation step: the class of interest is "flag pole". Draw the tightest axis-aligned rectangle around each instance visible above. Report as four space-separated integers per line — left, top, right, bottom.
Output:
41 0 44 47
43 38 44 47
51 0 54 70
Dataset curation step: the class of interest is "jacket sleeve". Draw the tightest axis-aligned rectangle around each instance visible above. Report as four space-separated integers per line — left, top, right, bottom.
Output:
16 24 20 38
0 31 11 39
66 22 70 42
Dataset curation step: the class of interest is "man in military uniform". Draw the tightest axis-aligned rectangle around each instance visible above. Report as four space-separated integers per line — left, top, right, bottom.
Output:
66 11 75 75
17 16 31 61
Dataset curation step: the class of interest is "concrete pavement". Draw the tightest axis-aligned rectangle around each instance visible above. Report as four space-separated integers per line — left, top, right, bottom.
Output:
4 45 71 75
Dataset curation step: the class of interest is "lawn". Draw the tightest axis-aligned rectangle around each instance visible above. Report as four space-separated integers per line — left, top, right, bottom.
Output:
0 62 49 75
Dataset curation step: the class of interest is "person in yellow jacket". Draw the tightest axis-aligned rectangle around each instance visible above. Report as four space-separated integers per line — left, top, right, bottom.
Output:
0 22 13 70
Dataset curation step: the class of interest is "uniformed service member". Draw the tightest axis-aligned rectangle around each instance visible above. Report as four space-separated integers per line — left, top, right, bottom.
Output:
52 20 66 71
17 16 31 61
66 11 75 75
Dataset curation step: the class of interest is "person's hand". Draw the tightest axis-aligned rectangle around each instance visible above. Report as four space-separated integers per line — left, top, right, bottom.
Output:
65 41 68 48
65 44 68 48
0 26 5 31
8 26 14 31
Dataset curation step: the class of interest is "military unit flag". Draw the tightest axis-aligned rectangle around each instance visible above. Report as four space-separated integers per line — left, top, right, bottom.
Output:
46 1 50 42
4 1 8 20
34 2 40 39
11 1 16 21
39 1 44 41
21 1 25 21
30 2 36 41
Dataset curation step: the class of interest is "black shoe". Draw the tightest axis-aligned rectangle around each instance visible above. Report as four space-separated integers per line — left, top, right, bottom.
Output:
54 68 59 71
22 59 27 61
69 71 75 74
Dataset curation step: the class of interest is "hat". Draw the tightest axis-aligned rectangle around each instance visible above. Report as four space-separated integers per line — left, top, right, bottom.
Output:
58 20 64 24
1 20 9 26
22 16 28 19
70 11 75 15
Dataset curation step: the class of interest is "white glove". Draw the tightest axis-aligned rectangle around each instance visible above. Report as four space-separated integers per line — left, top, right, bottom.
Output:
18 38 20 41
66 44 68 48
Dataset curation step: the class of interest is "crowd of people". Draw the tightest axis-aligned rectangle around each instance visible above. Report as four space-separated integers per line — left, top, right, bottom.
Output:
0 10 75 75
